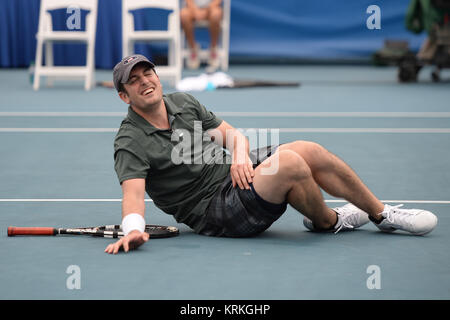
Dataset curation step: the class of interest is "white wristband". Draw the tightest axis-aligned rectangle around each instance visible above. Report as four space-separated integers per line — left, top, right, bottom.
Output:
122 213 146 236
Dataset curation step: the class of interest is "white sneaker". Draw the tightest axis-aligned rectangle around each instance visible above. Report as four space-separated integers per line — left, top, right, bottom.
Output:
303 203 370 233
187 44 200 70
206 46 220 73
372 204 438 236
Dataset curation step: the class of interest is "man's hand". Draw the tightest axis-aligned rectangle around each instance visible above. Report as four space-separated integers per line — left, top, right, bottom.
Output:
104 230 149 254
231 153 254 190
207 120 254 189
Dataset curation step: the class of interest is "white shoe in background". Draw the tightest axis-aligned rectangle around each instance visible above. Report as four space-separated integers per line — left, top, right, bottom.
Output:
187 44 200 70
206 46 220 73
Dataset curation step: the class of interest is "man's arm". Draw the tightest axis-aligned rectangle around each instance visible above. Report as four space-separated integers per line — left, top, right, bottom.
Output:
121 178 146 218
208 120 254 189
104 178 149 254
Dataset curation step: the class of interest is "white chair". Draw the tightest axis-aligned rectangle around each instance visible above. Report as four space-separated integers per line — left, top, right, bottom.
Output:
33 0 98 91
122 0 182 86
181 0 231 71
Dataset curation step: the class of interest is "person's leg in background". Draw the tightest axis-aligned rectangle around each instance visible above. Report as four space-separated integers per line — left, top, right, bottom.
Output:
181 1 223 71
206 1 223 71
181 5 208 69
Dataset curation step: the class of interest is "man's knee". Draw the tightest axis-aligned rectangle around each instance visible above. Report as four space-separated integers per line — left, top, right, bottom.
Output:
253 150 312 203
290 141 327 156
286 141 332 171
276 150 312 181
180 8 193 23
208 6 222 23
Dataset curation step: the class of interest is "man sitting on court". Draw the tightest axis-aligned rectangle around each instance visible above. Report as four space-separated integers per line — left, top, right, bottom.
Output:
105 55 438 254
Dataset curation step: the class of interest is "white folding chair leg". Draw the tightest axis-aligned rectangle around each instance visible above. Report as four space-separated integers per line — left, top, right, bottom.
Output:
45 41 54 87
168 40 174 66
85 46 94 90
122 33 128 58
221 48 229 71
122 37 132 58
85 71 93 90
174 39 181 85
33 39 43 91
85 67 92 90
128 41 134 58
221 27 229 71
180 29 185 60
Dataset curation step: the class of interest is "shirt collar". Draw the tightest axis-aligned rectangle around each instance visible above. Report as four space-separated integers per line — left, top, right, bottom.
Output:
126 95 183 135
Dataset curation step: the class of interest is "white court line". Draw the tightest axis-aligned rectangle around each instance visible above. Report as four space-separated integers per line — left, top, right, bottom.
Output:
0 128 118 132
324 200 450 204
218 112 450 118
277 128 450 133
0 199 124 202
0 112 127 117
1 128 450 133
1 111 450 118
0 199 449 204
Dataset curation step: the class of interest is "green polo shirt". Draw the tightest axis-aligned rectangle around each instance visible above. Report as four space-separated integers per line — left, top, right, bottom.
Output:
114 92 231 232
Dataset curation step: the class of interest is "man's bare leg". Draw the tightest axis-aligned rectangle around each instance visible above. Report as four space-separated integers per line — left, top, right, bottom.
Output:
278 141 384 219
252 150 338 229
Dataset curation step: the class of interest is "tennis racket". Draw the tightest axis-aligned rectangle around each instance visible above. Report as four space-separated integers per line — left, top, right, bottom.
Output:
7 224 179 239
219 79 300 89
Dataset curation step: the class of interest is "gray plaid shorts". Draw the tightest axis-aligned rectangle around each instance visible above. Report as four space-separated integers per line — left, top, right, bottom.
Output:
198 145 288 237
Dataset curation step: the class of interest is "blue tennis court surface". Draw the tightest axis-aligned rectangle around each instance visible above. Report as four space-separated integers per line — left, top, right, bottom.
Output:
0 65 449 299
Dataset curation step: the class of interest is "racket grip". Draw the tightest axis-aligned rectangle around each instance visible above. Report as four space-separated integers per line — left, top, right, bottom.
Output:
8 226 57 236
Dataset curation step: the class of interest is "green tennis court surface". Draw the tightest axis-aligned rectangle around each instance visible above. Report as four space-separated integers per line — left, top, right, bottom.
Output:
1 66 449 299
